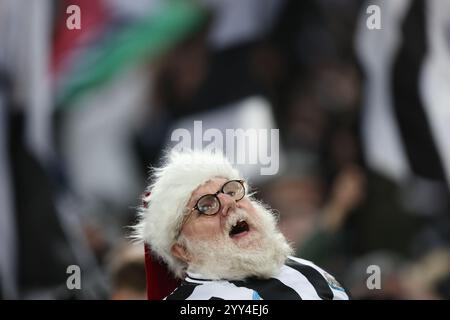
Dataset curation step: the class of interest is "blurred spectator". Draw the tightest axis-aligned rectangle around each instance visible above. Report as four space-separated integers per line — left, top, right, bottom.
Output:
344 251 407 300
296 165 366 278
261 172 324 250
106 243 146 300
401 248 450 300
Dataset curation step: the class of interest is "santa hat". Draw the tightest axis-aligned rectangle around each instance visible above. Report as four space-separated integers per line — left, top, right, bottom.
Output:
134 149 242 299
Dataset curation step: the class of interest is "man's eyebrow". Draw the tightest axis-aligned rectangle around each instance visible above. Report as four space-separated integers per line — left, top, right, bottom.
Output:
191 190 209 205
191 183 224 205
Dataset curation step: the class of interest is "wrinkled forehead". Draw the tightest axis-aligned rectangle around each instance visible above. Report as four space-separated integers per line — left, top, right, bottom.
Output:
187 177 228 206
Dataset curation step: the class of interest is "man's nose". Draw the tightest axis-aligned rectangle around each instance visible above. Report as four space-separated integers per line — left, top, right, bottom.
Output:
218 193 236 216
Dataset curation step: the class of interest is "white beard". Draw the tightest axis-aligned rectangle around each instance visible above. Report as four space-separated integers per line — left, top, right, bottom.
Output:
179 200 293 280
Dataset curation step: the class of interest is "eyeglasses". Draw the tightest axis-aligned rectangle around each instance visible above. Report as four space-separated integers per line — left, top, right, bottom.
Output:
176 180 246 238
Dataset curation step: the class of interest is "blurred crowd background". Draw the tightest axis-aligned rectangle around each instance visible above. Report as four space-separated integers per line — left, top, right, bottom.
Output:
1 0 450 300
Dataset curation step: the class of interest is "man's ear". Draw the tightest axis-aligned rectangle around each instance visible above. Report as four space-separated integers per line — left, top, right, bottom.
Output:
171 243 190 263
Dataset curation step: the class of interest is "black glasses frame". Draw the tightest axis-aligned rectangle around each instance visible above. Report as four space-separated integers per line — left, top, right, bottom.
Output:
175 180 246 239
192 179 245 215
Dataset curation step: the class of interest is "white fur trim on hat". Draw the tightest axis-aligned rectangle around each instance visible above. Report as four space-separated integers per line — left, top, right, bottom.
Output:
133 149 241 278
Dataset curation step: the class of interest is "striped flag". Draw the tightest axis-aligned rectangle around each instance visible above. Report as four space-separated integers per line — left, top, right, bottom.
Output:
0 0 107 299
356 0 450 195
53 0 208 108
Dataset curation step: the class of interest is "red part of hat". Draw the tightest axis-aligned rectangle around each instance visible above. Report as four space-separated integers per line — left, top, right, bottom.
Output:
144 244 180 300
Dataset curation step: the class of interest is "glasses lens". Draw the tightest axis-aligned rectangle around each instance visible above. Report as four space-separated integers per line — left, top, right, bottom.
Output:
222 180 245 201
197 195 220 215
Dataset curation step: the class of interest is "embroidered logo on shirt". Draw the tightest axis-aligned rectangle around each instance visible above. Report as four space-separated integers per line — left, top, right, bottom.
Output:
252 291 262 300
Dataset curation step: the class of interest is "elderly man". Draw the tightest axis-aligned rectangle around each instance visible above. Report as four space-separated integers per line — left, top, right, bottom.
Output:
133 150 349 300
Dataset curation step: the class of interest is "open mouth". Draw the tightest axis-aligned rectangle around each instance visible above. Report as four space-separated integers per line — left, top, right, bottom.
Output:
229 219 250 238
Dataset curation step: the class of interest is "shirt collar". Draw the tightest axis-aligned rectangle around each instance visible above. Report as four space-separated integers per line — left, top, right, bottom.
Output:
185 271 215 282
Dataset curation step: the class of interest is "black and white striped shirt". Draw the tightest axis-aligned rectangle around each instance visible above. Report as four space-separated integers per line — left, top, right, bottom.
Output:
165 256 349 300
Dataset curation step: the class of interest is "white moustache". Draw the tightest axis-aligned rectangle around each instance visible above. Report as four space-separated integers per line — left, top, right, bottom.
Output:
225 209 251 233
